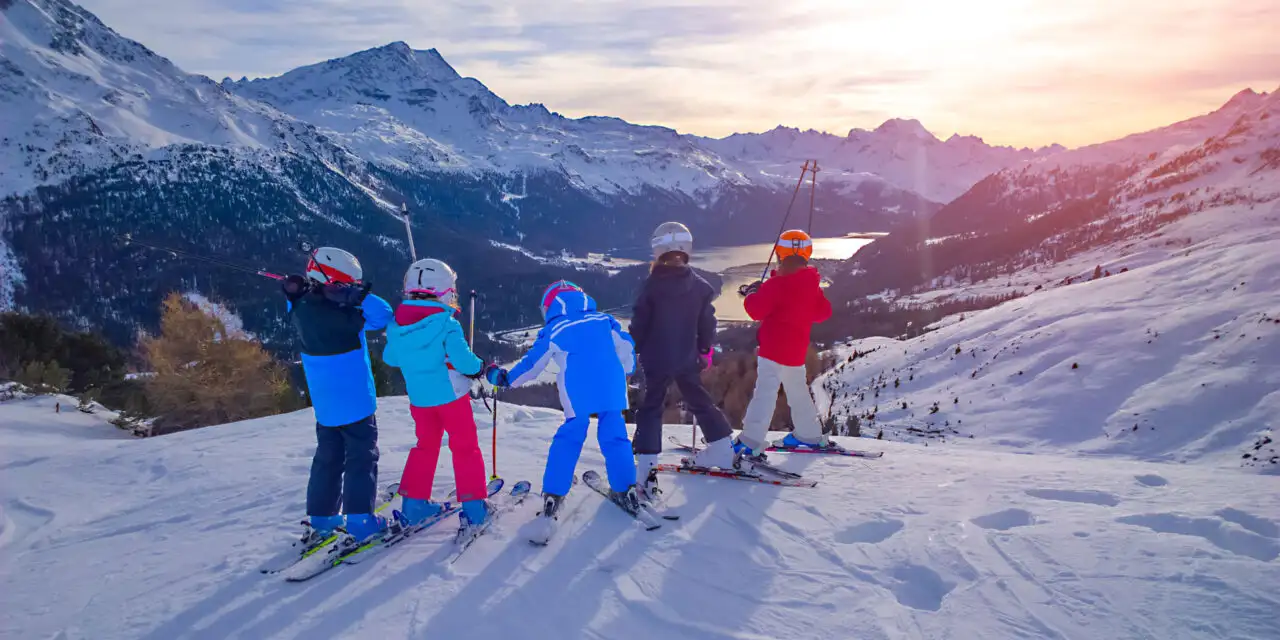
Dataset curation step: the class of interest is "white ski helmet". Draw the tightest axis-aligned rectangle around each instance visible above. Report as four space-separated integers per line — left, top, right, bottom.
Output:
306 247 362 284
651 221 693 259
404 258 458 306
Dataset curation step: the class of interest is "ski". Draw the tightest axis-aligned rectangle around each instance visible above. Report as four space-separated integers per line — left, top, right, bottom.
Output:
672 433 884 460
665 436 805 480
767 441 884 459
449 480 533 564
652 463 818 488
581 470 665 530
259 482 400 574
283 478 503 582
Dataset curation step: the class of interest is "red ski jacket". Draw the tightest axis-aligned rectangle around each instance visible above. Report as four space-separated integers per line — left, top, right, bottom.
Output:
743 266 832 366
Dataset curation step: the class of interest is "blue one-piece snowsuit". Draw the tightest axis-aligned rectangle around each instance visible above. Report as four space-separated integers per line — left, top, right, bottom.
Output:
506 289 637 495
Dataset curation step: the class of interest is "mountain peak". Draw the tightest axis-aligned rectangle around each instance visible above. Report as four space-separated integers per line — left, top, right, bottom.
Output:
874 118 938 143
1222 87 1266 111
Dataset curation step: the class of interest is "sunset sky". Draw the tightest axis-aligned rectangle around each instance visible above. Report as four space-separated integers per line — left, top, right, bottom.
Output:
78 0 1280 148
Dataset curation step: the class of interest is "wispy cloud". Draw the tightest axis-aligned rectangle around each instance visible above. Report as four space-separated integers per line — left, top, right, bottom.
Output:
75 0 1280 147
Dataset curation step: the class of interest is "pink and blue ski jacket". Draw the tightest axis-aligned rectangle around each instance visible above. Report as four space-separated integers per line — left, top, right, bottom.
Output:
383 300 484 408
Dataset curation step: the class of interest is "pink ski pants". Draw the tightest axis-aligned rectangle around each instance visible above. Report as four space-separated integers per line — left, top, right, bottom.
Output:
399 396 488 503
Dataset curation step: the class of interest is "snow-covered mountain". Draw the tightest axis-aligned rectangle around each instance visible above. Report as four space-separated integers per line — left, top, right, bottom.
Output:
0 0 376 200
228 42 1052 205
0 0 1051 341
700 120 1062 203
816 88 1280 472
929 87 1280 237
3 392 1278 639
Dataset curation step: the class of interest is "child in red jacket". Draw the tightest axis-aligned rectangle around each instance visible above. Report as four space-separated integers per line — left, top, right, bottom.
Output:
736 230 833 460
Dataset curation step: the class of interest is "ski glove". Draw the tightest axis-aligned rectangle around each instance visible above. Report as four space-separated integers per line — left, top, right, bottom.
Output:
738 280 762 297
282 274 311 302
484 364 510 388
321 281 372 308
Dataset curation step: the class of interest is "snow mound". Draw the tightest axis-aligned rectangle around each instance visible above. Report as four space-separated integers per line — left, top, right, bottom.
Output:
2 396 1278 639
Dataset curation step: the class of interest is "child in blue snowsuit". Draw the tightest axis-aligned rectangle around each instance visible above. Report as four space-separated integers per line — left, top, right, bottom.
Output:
282 247 393 544
487 280 639 521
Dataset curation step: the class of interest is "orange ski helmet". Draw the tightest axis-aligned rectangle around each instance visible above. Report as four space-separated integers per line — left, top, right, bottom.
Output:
775 229 813 261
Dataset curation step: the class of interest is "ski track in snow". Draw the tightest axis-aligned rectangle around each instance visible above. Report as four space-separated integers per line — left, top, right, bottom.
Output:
2 394 1279 639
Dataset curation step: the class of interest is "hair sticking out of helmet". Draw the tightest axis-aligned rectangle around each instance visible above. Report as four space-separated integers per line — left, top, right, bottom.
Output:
306 247 362 284
404 258 459 307
540 280 583 314
775 229 814 262
650 221 694 260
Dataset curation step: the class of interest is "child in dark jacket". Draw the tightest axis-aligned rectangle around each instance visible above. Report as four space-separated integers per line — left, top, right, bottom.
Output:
736 229 833 460
631 222 735 495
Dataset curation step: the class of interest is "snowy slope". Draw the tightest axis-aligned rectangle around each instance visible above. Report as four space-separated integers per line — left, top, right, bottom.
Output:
229 43 1052 204
2 394 1279 639
820 196 1280 471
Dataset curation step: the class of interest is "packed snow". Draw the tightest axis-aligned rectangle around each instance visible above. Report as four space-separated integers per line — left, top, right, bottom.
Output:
2 392 1278 639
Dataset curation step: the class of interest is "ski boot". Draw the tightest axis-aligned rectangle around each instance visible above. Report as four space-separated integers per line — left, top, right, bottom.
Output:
635 453 662 503
529 493 565 546
343 513 388 544
693 436 736 470
608 485 644 516
301 514 345 547
458 499 489 534
777 433 832 449
732 438 769 471
395 497 444 528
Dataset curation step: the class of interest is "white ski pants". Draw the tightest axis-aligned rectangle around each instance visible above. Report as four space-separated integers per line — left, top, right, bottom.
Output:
738 356 823 451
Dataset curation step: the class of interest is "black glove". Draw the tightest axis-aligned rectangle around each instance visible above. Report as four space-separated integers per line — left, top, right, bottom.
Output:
322 281 372 307
282 274 311 302
738 280 762 297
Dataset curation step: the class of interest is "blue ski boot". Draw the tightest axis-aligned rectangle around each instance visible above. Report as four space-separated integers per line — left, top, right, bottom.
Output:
303 514 345 546
779 433 831 449
397 498 444 527
344 513 388 543
459 499 489 531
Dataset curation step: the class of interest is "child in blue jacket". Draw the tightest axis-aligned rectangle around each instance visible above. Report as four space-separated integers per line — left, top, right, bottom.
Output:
281 247 392 545
487 280 638 541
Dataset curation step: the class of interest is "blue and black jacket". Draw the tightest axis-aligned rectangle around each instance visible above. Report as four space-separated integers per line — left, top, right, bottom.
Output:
287 286 392 427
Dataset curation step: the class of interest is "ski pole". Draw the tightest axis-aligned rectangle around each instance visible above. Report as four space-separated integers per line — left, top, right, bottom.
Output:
806 160 820 235
116 234 286 280
691 414 697 453
490 389 500 480
400 203 417 261
743 161 812 296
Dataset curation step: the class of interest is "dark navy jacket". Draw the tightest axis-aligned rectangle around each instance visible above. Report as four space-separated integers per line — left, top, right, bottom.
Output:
287 287 392 427
630 265 717 375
